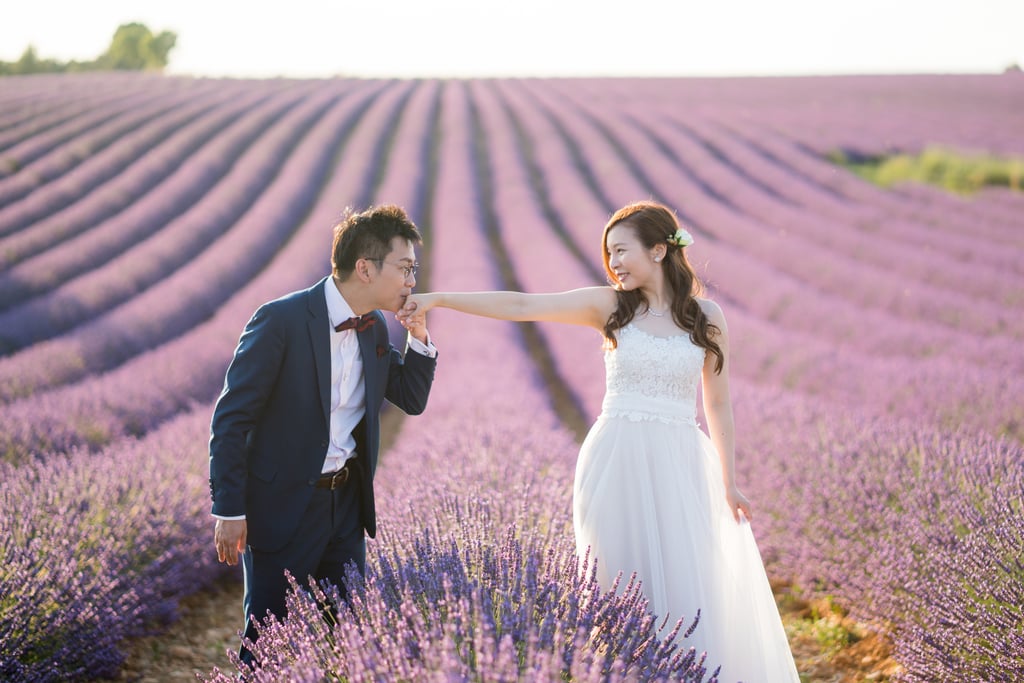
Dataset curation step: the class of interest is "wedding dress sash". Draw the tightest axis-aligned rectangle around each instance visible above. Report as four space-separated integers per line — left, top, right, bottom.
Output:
600 391 697 427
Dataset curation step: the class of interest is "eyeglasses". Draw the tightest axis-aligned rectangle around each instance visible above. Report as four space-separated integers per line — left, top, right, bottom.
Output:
371 258 419 279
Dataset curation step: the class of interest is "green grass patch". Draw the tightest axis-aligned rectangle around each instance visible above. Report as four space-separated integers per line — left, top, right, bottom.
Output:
784 595 862 659
829 146 1024 195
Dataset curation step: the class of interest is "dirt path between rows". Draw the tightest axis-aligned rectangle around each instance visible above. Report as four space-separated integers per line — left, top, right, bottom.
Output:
113 574 242 682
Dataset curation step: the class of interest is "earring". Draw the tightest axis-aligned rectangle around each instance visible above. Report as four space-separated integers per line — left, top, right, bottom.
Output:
654 257 661 262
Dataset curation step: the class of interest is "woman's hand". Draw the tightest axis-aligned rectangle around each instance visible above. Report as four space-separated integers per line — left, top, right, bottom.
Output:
725 485 752 524
398 293 435 342
399 293 436 321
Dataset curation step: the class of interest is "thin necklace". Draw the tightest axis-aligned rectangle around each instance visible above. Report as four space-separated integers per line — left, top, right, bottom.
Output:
646 306 668 317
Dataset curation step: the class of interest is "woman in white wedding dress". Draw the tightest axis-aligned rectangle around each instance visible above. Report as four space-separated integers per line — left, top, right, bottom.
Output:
400 200 800 682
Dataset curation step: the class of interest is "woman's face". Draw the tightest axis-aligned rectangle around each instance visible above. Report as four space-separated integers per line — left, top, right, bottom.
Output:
606 224 660 290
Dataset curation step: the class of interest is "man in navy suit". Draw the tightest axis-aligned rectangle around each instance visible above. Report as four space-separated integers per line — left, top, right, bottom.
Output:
208 204 436 664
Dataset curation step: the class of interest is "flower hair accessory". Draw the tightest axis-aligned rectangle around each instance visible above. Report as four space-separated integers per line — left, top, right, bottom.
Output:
666 227 694 248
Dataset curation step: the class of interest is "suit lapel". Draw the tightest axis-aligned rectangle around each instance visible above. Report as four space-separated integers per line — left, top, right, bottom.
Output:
307 279 332 423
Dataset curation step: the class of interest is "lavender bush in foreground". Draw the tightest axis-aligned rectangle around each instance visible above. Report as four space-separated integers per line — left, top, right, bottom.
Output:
725 384 1024 680
206 521 717 683
0 408 227 682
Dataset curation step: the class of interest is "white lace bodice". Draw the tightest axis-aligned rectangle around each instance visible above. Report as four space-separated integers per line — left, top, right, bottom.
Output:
600 324 706 426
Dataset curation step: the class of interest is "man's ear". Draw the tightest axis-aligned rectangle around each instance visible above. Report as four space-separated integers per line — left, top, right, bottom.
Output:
355 258 375 283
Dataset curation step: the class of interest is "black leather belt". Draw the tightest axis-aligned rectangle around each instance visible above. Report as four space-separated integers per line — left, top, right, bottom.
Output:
315 464 352 490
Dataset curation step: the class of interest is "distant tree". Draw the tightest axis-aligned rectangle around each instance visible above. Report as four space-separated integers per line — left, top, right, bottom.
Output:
0 22 176 76
0 45 65 75
94 23 177 71
16 45 40 73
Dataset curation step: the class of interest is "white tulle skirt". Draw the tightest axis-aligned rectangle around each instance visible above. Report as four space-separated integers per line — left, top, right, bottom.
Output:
573 411 800 683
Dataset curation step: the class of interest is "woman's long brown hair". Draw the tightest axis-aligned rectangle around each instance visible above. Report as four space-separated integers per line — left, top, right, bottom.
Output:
601 201 724 373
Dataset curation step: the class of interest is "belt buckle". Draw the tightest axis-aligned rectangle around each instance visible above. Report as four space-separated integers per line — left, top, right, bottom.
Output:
329 466 349 489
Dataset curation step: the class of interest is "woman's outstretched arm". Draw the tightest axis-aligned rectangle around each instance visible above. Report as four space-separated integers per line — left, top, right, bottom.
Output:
401 286 616 330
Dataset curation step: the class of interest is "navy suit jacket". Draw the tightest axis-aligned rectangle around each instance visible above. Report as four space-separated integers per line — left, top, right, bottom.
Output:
209 277 436 552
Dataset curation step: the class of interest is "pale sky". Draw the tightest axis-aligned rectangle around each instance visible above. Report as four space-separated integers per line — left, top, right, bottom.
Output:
2 0 1022 79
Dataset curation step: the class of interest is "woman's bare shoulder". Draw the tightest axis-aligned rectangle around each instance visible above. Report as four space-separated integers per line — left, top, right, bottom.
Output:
695 296 725 321
579 285 619 323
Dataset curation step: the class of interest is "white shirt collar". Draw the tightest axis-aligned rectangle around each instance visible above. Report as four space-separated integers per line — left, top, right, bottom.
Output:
324 277 357 330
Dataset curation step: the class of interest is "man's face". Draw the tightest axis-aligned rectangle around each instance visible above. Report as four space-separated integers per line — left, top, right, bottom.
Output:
369 237 418 312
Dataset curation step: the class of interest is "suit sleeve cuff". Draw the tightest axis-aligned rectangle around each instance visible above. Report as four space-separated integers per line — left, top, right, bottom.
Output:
407 333 437 358
212 514 247 521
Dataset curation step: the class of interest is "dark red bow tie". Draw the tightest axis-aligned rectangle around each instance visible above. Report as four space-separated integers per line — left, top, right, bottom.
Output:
335 314 376 333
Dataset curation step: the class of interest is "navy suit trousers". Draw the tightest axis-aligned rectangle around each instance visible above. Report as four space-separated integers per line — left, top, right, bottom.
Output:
239 473 365 665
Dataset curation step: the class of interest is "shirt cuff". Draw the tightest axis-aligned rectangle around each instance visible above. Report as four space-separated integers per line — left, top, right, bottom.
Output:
212 514 246 521
407 333 437 358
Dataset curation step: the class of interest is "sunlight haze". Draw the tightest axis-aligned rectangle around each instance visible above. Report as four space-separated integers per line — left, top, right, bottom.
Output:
2 0 1022 78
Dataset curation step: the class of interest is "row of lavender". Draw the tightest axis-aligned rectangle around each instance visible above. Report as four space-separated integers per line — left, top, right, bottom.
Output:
505 77 1023 436
0 76 215 204
2 74 1022 680
0 79 381 394
0 79 401 461
0 81 310 303
464 74 1022 437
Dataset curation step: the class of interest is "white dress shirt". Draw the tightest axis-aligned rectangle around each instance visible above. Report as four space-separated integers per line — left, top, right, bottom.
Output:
323 278 435 472
212 280 435 520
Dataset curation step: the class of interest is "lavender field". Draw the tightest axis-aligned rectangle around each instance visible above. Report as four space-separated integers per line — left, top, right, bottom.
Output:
1 72 1022 682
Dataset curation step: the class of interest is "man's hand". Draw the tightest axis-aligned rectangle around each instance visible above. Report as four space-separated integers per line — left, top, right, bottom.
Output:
399 297 429 344
214 518 247 565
